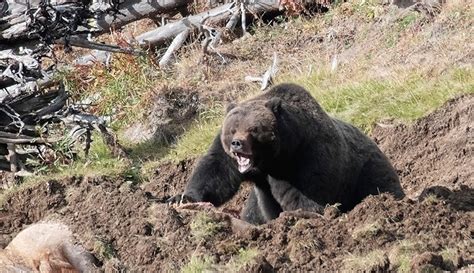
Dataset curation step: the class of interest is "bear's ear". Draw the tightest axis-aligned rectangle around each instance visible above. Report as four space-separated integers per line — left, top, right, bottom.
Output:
225 102 237 113
265 98 282 113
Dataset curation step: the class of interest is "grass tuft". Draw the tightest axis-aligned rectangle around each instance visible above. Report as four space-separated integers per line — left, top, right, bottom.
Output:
422 194 441 205
226 248 260 271
352 220 383 241
93 238 117 260
439 247 458 266
388 240 425 273
190 212 226 241
343 249 388 271
181 248 259 273
181 255 215 273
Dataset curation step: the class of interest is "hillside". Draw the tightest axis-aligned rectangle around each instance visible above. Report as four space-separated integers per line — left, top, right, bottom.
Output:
0 0 473 272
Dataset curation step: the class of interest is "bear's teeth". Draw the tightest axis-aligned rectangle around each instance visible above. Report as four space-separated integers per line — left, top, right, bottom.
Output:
238 157 250 165
236 156 251 173
238 163 251 173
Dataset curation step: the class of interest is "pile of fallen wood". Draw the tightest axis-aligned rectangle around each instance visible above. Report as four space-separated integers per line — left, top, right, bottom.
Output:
0 0 330 175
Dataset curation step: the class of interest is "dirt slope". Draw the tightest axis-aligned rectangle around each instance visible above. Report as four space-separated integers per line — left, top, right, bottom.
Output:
373 94 474 198
0 95 472 271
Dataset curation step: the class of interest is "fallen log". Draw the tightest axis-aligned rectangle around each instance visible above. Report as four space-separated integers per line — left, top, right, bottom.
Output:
0 0 193 42
90 0 193 33
136 3 234 47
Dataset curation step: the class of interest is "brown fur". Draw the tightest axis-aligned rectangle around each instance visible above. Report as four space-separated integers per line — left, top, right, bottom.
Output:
0 222 94 273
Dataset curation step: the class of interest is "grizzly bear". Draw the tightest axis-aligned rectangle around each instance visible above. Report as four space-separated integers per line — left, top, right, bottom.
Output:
169 83 404 224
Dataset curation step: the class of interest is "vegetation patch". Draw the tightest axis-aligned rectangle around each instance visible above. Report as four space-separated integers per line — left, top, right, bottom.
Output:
61 55 163 129
439 247 459 269
351 220 383 241
388 240 425 273
286 68 473 133
190 212 227 241
181 255 215 273
225 248 260 271
181 248 259 273
162 105 224 163
343 249 389 272
94 238 117 260
421 194 441 205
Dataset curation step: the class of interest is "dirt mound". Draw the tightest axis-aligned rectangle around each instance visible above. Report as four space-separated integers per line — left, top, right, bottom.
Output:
0 96 472 271
373 94 474 198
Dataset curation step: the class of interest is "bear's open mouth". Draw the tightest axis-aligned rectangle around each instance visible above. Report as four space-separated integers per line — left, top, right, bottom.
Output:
233 152 253 173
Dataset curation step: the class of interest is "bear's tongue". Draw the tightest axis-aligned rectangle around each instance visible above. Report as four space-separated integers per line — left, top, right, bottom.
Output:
236 155 251 173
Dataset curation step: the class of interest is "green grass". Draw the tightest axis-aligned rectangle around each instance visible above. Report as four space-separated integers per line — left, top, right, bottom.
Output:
398 11 420 31
181 256 215 273
352 220 383 241
162 105 224 162
226 248 260 271
30 134 128 180
93 238 117 260
190 212 226 241
388 240 425 272
61 55 163 129
181 248 259 273
343 249 388 271
282 67 473 133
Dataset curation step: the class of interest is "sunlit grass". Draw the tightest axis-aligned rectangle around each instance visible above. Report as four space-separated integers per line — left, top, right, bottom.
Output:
61 54 163 129
281 67 473 132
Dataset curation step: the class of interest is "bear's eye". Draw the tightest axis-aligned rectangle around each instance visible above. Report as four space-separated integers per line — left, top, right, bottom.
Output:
231 128 236 134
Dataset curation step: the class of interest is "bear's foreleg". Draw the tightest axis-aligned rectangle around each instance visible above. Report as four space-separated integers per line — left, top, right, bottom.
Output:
168 134 244 206
268 176 324 214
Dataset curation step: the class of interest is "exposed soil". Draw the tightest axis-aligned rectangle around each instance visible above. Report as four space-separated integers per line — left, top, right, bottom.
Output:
0 94 472 272
372 94 474 198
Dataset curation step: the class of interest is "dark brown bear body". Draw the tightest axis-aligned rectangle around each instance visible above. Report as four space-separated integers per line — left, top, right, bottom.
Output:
170 83 404 224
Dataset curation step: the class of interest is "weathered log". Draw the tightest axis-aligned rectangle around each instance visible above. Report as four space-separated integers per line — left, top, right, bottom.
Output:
0 132 56 144
55 36 142 55
90 0 193 33
0 0 193 42
159 29 190 69
136 0 284 48
136 3 236 47
6 143 17 172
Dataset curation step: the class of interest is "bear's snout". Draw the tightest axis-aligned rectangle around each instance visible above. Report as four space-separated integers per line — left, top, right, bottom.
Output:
231 139 243 151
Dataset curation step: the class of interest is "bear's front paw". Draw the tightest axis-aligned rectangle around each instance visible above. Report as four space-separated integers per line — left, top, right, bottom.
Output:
167 194 196 205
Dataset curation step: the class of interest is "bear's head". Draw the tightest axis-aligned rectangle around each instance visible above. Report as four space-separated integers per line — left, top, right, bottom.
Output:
221 98 281 173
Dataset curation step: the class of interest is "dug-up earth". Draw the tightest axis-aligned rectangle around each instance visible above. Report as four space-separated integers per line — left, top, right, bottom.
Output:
0 94 472 272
